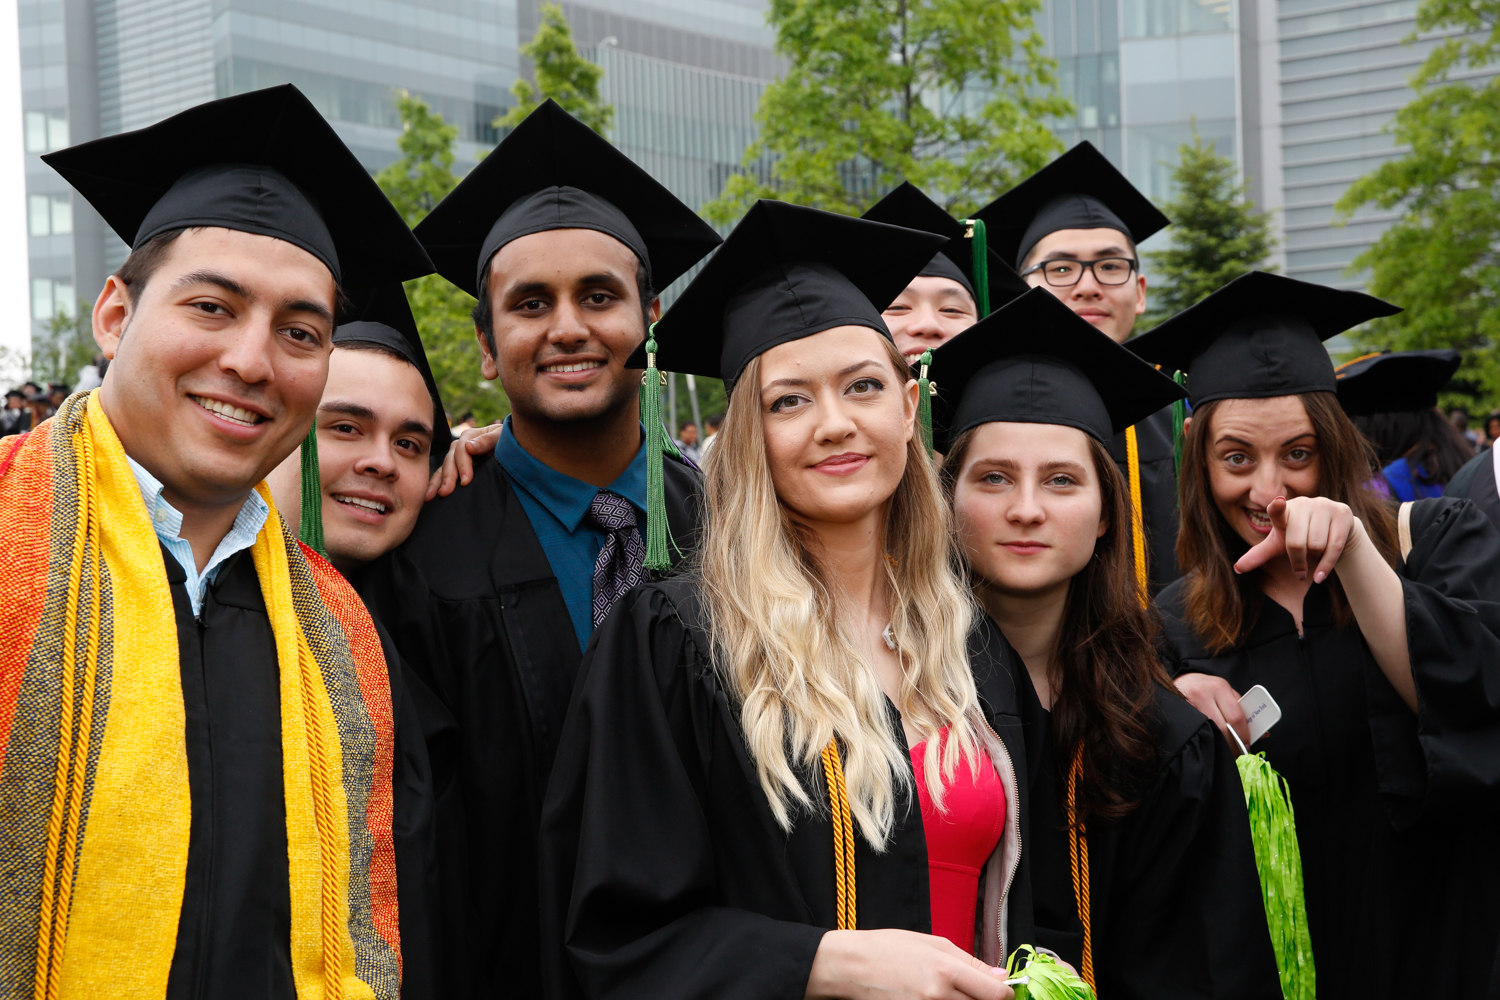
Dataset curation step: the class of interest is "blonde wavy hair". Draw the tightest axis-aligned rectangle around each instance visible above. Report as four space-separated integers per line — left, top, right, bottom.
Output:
698 336 982 848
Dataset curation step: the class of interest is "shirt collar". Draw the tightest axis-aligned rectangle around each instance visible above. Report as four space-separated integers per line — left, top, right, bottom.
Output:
494 416 649 532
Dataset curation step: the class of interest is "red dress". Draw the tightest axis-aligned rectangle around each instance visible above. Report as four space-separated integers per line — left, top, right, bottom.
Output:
909 728 1006 954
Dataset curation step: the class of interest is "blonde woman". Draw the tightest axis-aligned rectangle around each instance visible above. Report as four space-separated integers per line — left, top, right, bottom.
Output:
539 202 1031 1000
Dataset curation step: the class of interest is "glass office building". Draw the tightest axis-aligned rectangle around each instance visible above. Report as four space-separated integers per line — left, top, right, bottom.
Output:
17 0 1488 352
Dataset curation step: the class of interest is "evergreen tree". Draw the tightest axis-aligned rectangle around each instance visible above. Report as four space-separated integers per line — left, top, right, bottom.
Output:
1335 0 1500 408
704 0 1070 223
376 92 509 426
1141 131 1276 329
501 3 613 135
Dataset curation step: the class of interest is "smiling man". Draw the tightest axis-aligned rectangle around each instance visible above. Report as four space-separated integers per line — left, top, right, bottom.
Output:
269 285 451 578
861 182 1030 363
357 99 721 998
975 143 1178 592
0 87 440 1000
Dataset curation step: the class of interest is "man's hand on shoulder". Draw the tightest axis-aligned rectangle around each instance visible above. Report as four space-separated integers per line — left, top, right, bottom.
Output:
428 420 506 500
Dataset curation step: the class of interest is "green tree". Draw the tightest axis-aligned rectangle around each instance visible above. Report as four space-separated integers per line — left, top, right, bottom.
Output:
1335 0 1500 407
501 3 613 135
704 0 1071 223
31 303 95 387
375 92 508 426
1141 131 1276 329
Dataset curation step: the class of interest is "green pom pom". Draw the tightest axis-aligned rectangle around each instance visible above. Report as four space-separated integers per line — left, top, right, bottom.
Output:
1005 945 1096 1000
1237 752 1316 1000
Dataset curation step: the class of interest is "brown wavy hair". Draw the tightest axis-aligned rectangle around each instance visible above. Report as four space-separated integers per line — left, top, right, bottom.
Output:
1177 391 1400 654
943 428 1175 825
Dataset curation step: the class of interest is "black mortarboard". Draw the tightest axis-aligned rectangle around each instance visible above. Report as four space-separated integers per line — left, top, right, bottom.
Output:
414 99 721 297
1126 272 1401 408
334 285 453 470
1335 349 1460 416
973 142 1169 270
43 85 431 287
928 288 1186 452
861 183 1029 313
631 199 948 381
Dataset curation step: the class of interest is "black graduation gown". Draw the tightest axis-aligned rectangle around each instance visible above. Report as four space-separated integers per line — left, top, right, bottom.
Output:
160 546 443 1000
1157 496 1500 1000
1009 653 1282 1000
539 579 1034 1000
1108 406 1181 595
359 449 701 998
1443 448 1499 530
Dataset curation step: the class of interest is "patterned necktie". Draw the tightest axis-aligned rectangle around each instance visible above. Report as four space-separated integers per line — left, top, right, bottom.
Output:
588 491 646 628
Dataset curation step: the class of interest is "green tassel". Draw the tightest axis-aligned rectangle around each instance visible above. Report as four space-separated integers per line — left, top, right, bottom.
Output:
297 421 326 557
1237 752 1316 1000
1005 945 1096 1000
1171 369 1187 482
962 217 990 316
917 348 935 457
640 324 676 572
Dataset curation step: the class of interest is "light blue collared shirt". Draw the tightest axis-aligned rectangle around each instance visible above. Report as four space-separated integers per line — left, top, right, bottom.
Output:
494 417 648 651
126 455 270 617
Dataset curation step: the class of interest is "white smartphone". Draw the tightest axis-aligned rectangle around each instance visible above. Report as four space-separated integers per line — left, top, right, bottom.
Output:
1238 684 1282 745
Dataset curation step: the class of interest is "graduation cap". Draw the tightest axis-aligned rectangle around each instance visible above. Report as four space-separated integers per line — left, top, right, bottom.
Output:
414 99 721 297
1335 349 1461 416
1125 272 1402 408
42 84 431 287
927 287 1186 453
972 142 1169 271
628 199 947 569
634 199 948 380
861 182 1029 315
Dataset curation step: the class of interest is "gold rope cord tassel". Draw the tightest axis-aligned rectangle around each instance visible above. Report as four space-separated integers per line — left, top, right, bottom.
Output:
1124 423 1148 605
822 740 857 930
35 424 104 1000
1067 750 1095 990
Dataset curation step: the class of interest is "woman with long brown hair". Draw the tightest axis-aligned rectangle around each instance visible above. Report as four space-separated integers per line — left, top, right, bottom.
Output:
1130 272 1500 1000
539 201 1035 1000
934 289 1280 999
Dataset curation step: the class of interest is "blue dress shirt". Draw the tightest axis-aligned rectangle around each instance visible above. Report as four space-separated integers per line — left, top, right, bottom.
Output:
127 455 270 617
494 417 648 651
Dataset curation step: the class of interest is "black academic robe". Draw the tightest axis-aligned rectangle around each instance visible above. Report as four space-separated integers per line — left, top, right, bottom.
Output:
1109 406 1181 595
160 546 442 1000
1157 496 1500 1000
1009 653 1282 1000
539 579 1033 1000
1443 448 1500 530
360 449 701 999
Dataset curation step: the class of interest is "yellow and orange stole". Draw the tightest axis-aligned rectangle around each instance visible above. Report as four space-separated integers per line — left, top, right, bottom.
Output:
0 391 401 1000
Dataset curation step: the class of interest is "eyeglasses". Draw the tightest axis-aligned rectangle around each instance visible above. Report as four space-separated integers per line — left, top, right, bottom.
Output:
1022 257 1138 287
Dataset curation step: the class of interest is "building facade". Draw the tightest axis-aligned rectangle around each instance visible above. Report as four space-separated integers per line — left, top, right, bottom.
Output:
16 0 1478 351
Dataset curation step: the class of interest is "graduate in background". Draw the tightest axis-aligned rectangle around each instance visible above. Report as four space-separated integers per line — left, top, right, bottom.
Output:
1133 271 1500 1000
861 182 1029 361
1335 349 1471 501
0 86 438 999
357 100 720 998
975 143 1180 595
541 201 1030 1000
933 290 1280 999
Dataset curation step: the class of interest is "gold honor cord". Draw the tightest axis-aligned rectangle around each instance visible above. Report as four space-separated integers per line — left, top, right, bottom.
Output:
1124 424 1148 604
821 740 857 930
1067 751 1095 990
